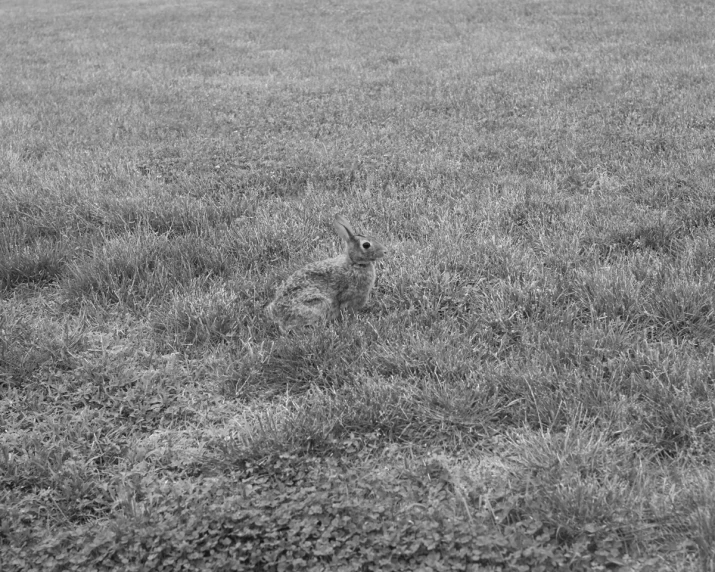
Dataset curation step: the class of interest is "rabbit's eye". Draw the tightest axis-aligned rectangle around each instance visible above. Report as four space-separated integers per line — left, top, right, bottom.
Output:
362 242 371 249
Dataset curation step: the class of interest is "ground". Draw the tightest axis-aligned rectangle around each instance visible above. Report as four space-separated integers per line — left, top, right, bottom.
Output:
1 0 715 569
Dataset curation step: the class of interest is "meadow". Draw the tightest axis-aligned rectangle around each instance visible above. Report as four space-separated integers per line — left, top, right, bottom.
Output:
2 0 715 569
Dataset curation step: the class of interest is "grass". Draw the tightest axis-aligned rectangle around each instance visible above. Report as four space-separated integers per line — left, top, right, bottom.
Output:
2 0 715 569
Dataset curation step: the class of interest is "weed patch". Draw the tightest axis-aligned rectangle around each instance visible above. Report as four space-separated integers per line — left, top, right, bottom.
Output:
0 449 656 572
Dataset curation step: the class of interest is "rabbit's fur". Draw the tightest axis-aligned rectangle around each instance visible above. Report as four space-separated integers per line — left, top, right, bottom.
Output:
266 214 386 332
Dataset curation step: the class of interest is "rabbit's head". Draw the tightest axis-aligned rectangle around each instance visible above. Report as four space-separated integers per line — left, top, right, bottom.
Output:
333 214 386 265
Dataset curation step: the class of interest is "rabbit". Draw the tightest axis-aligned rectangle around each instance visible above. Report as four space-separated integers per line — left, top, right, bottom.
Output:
266 214 386 332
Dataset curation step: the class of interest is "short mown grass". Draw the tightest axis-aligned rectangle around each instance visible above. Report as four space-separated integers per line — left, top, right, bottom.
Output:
2 0 715 569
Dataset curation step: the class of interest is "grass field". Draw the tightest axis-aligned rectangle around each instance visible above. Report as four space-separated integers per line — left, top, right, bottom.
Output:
2 0 715 569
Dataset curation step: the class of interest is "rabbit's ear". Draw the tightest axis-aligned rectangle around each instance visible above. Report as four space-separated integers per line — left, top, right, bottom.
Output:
333 214 355 242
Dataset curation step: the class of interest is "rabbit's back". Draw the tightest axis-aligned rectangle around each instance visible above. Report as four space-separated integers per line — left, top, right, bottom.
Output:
267 254 376 331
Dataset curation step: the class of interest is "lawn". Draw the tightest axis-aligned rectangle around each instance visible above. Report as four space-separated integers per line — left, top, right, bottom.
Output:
2 0 715 569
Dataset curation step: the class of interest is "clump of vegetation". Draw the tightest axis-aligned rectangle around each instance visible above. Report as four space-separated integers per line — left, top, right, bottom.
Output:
1 441 656 572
